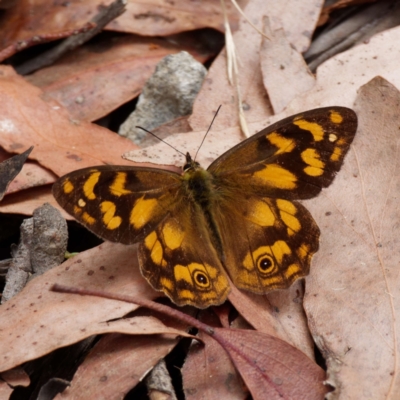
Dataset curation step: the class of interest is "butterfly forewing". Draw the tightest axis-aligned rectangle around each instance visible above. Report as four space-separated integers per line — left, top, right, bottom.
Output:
209 107 357 200
52 166 181 245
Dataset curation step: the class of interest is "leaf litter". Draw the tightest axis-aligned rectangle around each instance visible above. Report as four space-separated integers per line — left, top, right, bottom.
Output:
0 0 400 399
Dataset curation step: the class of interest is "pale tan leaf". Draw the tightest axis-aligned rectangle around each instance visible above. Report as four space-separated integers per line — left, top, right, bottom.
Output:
304 76 400 398
284 25 400 114
260 17 315 114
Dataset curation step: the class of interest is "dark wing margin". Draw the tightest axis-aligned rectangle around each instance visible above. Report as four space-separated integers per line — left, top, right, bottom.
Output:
52 165 182 244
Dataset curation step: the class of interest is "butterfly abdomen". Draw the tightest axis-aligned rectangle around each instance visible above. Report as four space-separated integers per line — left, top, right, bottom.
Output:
182 166 225 259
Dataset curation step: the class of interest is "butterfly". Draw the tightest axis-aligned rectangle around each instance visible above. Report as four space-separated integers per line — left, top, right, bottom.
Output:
53 107 357 308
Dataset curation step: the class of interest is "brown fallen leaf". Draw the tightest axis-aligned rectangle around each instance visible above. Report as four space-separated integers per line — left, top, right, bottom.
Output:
0 367 30 388
0 66 138 176
304 76 400 398
0 0 240 53
107 0 242 36
4 161 56 195
213 327 328 400
0 186 70 219
27 34 215 122
55 333 180 400
0 242 176 373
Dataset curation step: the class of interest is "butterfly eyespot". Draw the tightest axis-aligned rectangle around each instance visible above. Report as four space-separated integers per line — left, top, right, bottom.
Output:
193 270 210 288
257 255 275 273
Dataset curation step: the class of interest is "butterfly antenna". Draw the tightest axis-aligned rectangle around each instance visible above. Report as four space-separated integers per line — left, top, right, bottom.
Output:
193 105 222 162
135 126 186 157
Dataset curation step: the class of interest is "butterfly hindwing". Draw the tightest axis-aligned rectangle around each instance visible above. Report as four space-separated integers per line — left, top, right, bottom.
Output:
52 166 181 244
209 107 357 200
138 202 230 308
213 195 320 293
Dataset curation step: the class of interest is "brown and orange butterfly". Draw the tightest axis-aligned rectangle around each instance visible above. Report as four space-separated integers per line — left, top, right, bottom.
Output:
53 107 357 308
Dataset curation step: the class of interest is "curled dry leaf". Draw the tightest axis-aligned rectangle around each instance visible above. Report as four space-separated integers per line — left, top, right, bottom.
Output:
304 76 400 398
0 242 189 373
0 367 30 387
0 146 32 201
285 25 400 115
0 0 240 53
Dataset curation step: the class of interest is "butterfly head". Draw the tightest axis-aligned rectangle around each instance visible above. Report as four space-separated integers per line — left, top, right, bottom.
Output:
183 152 201 172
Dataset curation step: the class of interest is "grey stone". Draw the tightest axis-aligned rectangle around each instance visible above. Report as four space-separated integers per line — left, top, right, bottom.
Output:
119 51 207 145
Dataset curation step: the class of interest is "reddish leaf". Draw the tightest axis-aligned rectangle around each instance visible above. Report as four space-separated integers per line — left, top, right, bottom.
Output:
0 66 138 177
304 77 400 398
214 328 328 400
182 310 248 400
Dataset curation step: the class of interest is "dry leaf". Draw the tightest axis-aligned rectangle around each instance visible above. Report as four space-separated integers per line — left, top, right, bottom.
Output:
0 367 30 388
214 327 328 399
55 333 180 399
0 0 240 53
304 76 400 398
4 161 56 195
0 186 70 219
229 282 315 360
0 146 32 201
0 381 13 399
27 34 214 122
0 66 138 176
0 242 184 373
182 310 248 400
284 25 400 115
190 0 323 132
260 17 315 114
